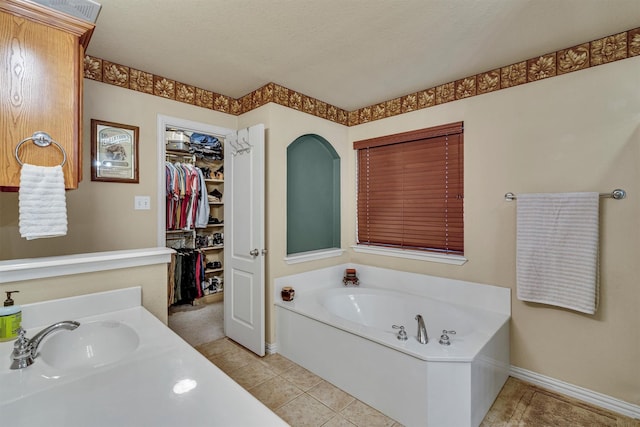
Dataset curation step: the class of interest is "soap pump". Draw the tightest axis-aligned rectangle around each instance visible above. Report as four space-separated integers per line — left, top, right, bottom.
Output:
0 291 22 342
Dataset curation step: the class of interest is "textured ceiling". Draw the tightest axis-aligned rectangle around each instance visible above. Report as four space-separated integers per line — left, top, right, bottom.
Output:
86 0 640 111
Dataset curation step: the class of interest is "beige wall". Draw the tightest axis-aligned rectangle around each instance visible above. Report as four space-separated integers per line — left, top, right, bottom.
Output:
348 57 640 405
0 79 237 260
0 264 169 323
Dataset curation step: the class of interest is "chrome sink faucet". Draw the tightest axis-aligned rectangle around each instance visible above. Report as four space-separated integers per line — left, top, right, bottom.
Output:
415 315 428 344
10 321 80 370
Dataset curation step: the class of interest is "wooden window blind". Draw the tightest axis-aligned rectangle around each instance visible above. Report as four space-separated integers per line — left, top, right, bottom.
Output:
354 122 464 254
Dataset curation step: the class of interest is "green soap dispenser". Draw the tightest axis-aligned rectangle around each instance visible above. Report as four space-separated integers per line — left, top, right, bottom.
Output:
0 291 22 342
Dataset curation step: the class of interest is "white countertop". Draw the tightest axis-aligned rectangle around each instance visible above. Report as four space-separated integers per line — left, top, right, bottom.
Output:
0 287 287 427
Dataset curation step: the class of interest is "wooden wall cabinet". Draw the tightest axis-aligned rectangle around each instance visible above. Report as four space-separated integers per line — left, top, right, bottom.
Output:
0 0 94 190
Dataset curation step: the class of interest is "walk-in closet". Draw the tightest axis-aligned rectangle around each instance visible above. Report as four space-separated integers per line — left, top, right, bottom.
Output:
164 125 226 347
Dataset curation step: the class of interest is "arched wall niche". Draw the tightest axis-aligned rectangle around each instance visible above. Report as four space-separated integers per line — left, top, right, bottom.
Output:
286 134 340 255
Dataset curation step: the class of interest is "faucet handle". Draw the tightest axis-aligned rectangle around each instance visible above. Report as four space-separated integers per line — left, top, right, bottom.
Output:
11 328 34 370
13 328 29 350
439 330 456 346
392 325 408 341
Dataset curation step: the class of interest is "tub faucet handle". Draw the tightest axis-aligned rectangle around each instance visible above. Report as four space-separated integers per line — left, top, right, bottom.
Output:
392 325 408 341
439 330 456 346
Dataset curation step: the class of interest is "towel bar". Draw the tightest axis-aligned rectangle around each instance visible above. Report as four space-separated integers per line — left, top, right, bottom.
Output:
15 131 67 167
505 189 626 201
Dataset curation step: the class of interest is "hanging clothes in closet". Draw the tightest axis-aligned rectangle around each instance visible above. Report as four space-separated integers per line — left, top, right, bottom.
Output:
165 159 211 306
168 249 207 305
165 161 209 230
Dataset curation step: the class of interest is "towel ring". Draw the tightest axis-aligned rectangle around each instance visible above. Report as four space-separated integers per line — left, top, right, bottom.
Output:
15 131 67 167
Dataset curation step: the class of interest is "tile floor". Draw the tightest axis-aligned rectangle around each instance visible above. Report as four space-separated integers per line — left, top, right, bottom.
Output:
195 338 639 427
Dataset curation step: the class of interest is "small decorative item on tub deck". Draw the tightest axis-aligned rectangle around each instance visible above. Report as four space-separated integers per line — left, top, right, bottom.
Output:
343 268 359 286
281 286 295 301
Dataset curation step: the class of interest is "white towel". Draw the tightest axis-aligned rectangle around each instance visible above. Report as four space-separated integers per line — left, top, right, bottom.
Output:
516 192 599 314
18 164 68 240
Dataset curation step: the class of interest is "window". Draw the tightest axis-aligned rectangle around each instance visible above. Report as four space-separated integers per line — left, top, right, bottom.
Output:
287 134 341 256
354 122 463 255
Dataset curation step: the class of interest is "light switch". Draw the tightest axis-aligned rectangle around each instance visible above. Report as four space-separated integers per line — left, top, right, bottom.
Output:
134 196 151 210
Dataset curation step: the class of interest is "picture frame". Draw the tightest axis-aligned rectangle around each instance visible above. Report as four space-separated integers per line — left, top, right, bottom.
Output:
91 119 139 183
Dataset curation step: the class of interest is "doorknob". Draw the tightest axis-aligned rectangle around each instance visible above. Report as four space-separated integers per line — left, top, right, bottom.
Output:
261 249 268 256
249 249 259 257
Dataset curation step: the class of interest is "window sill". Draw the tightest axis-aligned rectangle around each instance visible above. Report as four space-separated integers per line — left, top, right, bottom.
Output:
351 245 467 265
284 248 345 264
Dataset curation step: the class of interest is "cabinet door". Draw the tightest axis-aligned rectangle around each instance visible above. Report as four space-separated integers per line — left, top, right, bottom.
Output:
0 10 81 189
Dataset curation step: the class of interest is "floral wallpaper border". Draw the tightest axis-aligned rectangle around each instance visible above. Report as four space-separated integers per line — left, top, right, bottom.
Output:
84 27 640 127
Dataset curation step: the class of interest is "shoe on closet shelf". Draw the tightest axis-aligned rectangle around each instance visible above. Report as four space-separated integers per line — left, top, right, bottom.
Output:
207 216 223 225
195 235 208 248
207 189 223 203
213 275 223 290
213 233 223 246
214 166 223 180
200 167 211 179
206 261 222 270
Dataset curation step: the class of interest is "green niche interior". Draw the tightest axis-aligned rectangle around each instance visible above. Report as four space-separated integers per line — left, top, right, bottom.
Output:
287 134 340 255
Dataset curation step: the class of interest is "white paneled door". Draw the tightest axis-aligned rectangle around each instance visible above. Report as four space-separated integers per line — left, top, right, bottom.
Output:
223 124 266 356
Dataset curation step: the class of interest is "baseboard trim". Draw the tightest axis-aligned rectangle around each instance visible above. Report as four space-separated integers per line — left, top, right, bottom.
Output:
510 366 640 419
265 342 277 355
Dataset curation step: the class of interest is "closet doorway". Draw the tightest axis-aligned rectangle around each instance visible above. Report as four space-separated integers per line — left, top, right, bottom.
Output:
158 115 233 348
157 115 267 356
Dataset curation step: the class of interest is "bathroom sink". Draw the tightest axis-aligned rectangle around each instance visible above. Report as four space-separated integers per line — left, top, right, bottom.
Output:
39 320 139 370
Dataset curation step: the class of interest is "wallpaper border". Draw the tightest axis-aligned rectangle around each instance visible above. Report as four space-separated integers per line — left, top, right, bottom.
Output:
84 27 640 127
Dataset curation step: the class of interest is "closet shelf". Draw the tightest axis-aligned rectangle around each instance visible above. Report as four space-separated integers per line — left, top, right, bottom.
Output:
199 245 224 251
205 268 223 274
209 202 223 206
201 223 224 229
166 149 193 156
166 229 194 234
204 179 224 183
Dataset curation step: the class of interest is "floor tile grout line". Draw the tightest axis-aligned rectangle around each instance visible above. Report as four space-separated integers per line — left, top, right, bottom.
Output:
232 358 373 425
319 413 346 427
246 373 306 411
301 388 340 416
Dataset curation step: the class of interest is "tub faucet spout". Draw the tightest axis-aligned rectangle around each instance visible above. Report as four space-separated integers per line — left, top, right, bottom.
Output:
415 315 428 344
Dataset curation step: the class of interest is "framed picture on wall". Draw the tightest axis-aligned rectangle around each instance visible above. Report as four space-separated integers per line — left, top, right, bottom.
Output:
91 119 139 183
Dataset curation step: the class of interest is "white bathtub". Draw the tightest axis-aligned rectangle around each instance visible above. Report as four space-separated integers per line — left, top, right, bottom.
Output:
275 265 510 427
